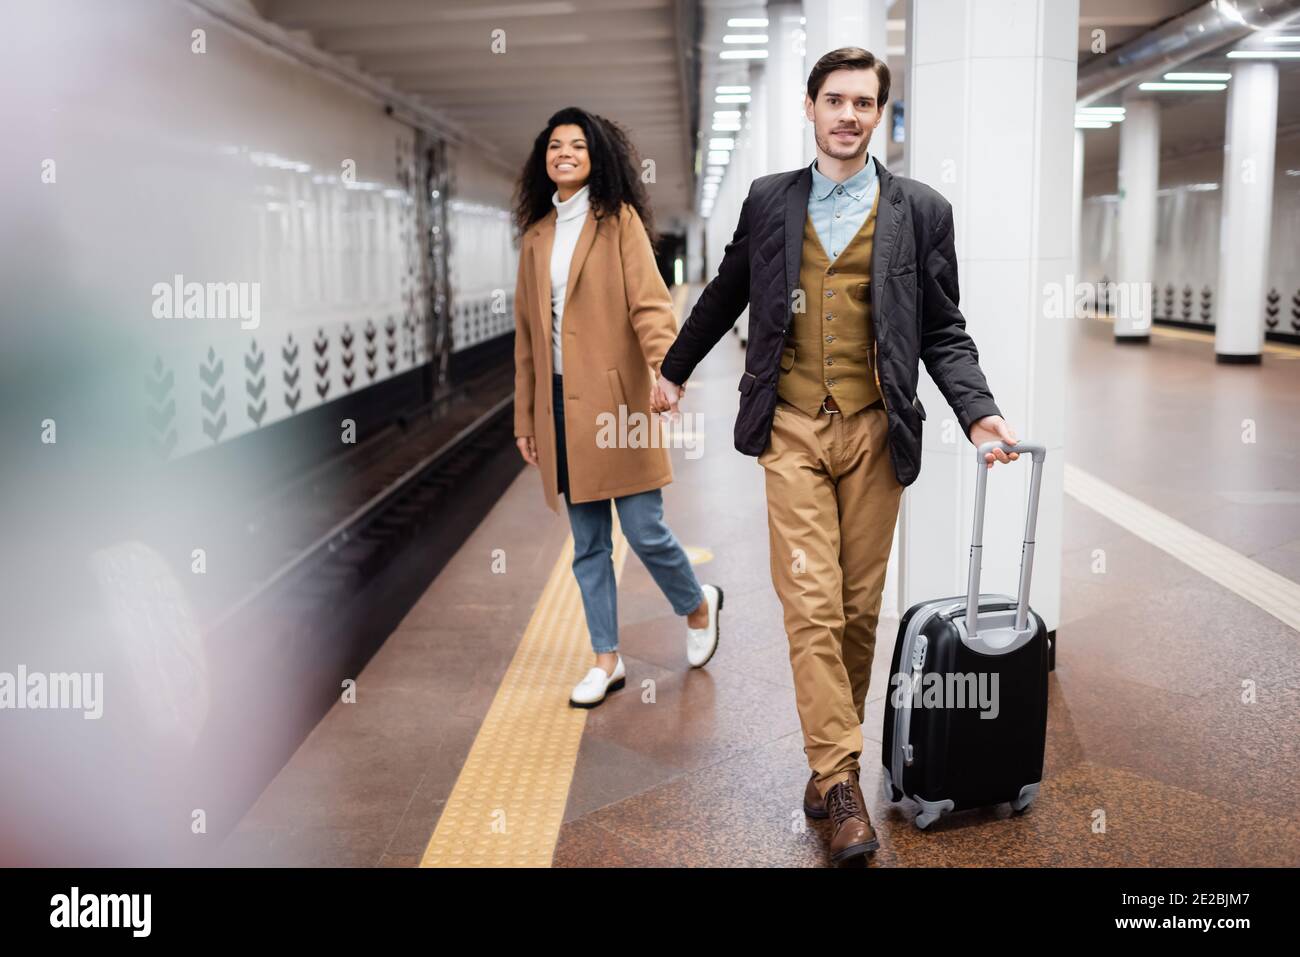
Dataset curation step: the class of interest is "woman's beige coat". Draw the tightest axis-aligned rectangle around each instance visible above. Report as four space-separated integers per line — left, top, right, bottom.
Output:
513 202 678 513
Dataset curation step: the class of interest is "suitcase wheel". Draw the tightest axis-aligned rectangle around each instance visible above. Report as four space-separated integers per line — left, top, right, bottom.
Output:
1010 784 1039 814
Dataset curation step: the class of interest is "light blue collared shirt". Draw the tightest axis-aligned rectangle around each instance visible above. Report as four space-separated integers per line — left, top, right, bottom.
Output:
807 156 880 261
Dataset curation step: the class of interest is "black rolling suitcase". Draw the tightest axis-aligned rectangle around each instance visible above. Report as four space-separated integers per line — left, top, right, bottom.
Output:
881 440 1050 829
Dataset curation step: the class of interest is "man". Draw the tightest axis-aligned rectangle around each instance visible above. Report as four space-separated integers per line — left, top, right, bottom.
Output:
652 47 1020 866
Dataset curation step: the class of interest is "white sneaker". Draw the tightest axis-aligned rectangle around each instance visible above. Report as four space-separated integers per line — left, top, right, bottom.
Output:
686 583 724 668
568 655 626 708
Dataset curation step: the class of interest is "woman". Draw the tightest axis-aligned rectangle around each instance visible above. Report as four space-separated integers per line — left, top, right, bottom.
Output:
511 107 722 708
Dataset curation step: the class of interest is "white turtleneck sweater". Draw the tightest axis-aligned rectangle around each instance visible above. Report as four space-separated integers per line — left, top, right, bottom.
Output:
549 184 590 376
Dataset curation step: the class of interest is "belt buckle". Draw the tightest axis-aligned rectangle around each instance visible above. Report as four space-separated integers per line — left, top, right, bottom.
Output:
820 395 840 414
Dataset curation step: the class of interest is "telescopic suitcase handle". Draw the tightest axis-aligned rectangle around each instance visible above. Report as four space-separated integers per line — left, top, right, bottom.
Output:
965 441 1047 642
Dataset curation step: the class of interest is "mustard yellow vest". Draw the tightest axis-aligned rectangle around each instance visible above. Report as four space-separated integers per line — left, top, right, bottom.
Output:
777 191 883 417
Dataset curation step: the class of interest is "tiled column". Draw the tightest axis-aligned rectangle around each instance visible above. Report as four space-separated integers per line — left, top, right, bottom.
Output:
1115 95 1159 341
899 0 1077 638
1073 128 1085 312
1215 61 1278 364
766 1 807 176
743 62 767 183
686 215 705 283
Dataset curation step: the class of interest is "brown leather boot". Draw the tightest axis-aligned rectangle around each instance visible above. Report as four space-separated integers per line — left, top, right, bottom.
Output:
803 772 828 819
826 777 879 864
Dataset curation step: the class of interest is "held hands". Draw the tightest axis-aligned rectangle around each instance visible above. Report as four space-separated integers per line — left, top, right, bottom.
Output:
515 435 538 466
646 382 1020 471
649 374 686 419
519 374 687 468
970 415 1020 469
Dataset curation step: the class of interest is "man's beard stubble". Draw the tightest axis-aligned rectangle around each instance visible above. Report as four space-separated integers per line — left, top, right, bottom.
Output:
815 127 871 161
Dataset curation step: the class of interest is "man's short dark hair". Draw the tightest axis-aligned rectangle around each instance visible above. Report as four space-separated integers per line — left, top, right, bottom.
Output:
806 47 891 107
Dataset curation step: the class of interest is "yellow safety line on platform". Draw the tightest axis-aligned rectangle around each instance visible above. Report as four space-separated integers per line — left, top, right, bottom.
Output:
420 282 692 867
1087 313 1300 359
420 529 630 867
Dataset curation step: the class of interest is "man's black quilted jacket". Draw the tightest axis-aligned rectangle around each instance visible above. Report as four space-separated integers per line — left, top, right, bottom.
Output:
660 159 1002 488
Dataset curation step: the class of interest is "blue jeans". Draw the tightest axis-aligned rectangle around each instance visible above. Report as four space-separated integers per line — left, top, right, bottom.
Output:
554 374 705 654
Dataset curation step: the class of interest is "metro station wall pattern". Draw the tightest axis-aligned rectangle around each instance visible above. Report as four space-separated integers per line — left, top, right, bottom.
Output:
1080 137 1300 333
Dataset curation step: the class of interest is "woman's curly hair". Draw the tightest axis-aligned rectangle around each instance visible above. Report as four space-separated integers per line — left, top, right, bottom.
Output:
513 106 656 245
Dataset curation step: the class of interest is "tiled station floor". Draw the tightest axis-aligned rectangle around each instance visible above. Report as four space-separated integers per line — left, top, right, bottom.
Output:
218 301 1300 867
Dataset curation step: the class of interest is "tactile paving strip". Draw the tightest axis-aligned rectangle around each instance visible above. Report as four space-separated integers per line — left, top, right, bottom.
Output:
420 525 630 867
1066 463 1300 632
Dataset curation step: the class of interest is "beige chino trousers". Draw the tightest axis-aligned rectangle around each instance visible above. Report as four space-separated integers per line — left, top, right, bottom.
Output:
758 397 904 799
